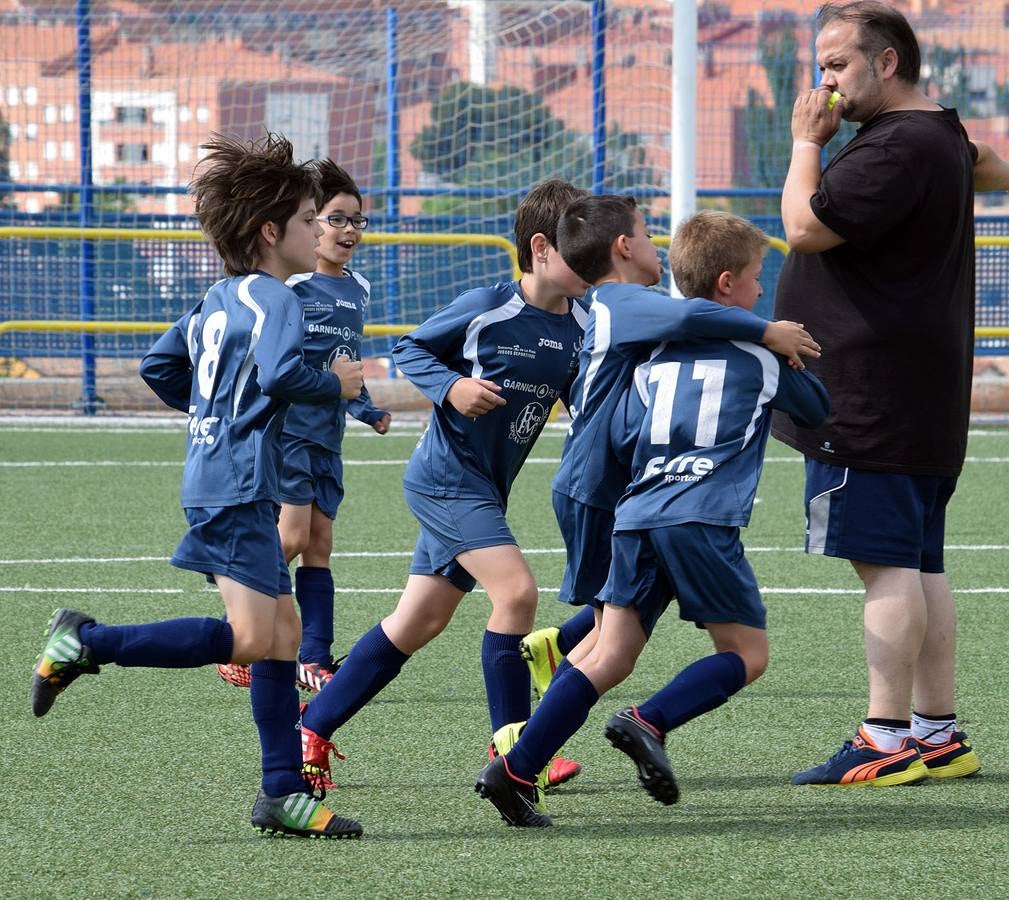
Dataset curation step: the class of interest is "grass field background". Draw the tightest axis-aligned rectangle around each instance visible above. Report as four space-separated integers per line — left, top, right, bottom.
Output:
2 418 1008 898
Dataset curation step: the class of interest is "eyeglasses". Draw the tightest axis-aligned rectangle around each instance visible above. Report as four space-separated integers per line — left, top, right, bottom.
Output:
317 214 369 230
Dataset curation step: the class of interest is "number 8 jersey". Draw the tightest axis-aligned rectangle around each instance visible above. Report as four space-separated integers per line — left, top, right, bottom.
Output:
140 273 344 508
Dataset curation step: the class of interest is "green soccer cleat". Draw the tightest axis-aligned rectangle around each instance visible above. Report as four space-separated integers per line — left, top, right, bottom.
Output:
489 721 581 793
519 626 562 700
251 789 362 839
31 608 99 717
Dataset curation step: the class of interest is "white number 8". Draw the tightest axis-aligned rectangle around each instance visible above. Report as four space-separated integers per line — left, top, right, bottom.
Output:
197 310 228 400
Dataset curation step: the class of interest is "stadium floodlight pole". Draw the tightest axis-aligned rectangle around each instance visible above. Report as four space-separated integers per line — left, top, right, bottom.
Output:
75 0 98 413
448 0 498 84
670 0 697 297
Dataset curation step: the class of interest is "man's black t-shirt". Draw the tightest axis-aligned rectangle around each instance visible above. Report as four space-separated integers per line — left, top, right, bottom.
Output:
773 108 977 477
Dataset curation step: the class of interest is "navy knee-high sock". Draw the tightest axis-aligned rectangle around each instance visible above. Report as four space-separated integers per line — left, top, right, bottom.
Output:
249 660 305 798
80 618 233 667
556 605 597 655
636 651 747 733
482 630 530 731
506 667 599 781
548 656 573 687
295 566 334 664
301 623 409 739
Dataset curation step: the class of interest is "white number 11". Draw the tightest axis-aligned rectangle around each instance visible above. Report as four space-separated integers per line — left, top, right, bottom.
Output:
647 359 726 447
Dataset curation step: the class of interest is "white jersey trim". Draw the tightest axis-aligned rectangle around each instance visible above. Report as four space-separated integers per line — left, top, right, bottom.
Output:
233 274 266 419
463 292 526 381
731 340 779 448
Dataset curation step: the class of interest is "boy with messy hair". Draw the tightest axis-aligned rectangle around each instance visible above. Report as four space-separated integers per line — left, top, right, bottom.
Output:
476 203 824 827
30 133 365 839
215 159 390 694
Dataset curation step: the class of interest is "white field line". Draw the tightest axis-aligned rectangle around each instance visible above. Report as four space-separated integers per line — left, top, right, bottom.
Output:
4 544 1008 568
5 584 1008 597
7 455 1009 469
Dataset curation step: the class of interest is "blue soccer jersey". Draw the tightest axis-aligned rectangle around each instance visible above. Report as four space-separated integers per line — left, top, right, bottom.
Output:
612 339 829 531
140 273 344 508
393 281 587 505
552 283 771 512
283 270 387 453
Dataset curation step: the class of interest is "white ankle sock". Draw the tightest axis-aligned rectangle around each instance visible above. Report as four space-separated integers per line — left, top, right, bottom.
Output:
911 713 956 745
862 721 911 752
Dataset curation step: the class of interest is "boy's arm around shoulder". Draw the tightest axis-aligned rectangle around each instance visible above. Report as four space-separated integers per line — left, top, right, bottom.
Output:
139 313 195 413
772 360 829 428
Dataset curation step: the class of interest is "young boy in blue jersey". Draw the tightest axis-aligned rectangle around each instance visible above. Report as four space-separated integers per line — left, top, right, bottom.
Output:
30 133 365 839
297 179 593 794
517 196 821 708
475 208 828 827
215 160 390 694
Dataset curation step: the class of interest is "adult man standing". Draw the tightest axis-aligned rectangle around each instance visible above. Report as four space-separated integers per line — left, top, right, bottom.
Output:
776 1 1008 786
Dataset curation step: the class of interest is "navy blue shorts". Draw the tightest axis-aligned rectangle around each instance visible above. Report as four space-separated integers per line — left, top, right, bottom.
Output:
172 500 291 598
404 488 517 593
804 460 956 572
277 436 345 520
599 523 766 638
552 491 614 606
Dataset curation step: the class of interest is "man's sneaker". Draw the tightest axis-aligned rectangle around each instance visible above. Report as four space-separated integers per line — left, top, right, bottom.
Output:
216 663 251 688
301 707 345 792
604 706 679 805
916 730 981 779
791 727 929 787
520 627 562 699
296 656 344 694
31 608 99 717
475 756 551 827
488 721 582 791
251 789 362 839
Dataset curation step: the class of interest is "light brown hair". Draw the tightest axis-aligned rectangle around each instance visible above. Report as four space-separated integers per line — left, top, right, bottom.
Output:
669 210 768 300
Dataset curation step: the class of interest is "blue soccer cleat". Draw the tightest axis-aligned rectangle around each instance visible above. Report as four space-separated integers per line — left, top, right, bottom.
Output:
791 726 928 787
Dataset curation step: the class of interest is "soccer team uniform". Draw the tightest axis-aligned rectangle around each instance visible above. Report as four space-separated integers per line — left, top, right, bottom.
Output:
551 283 773 606
141 272 345 597
33 271 355 825
773 108 977 570
604 338 829 634
277 270 389 669
394 281 587 591
495 337 828 800
299 280 588 747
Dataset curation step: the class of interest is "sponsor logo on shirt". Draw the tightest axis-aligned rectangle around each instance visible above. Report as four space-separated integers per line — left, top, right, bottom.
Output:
327 346 358 366
307 323 360 340
501 378 559 400
497 344 537 360
538 337 564 350
509 401 548 444
643 453 714 483
188 413 220 446
820 441 835 454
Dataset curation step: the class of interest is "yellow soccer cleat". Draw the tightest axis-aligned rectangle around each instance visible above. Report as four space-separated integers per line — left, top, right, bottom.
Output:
519 626 562 700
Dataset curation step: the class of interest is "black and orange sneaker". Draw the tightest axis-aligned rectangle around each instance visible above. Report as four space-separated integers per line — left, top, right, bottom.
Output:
791 726 928 787
916 730 981 779
604 706 680 805
216 662 251 688
475 756 551 827
251 789 362 839
300 705 345 792
31 608 100 717
296 656 344 693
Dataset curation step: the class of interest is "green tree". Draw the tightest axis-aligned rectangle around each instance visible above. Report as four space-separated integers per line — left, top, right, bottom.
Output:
410 82 655 216
0 111 11 208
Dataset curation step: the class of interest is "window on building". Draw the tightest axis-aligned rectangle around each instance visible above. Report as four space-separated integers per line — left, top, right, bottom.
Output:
26 161 39 179
44 105 57 124
115 142 149 163
25 123 38 140
178 143 192 162
196 106 209 123
115 106 149 125
61 104 75 122
9 161 20 178
24 86 38 106
9 123 18 139
7 86 19 106
62 141 74 161
179 106 191 122
44 140 57 160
